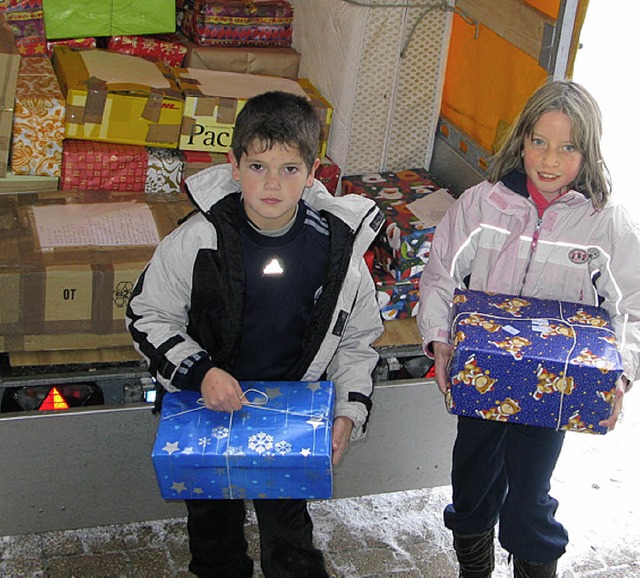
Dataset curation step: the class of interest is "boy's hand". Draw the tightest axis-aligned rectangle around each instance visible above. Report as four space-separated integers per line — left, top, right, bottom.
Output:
599 377 628 431
332 416 354 466
200 367 244 413
432 341 453 395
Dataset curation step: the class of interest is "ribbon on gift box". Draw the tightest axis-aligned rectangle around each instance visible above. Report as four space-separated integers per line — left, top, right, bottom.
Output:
449 295 620 432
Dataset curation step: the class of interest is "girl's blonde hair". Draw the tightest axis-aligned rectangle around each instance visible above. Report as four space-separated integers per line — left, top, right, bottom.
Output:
489 80 611 209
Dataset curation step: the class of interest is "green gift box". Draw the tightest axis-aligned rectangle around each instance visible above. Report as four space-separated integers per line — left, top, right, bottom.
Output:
43 0 176 40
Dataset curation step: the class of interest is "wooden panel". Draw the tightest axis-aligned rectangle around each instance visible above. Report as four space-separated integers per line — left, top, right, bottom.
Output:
456 0 555 61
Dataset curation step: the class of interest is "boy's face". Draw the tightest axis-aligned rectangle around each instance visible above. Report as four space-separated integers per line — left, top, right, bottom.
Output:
231 140 320 231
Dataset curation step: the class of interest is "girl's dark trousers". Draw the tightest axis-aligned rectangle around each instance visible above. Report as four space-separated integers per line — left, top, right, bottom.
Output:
185 498 328 578
445 416 569 564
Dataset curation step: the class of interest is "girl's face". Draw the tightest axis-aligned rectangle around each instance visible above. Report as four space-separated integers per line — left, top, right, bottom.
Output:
231 140 319 231
523 110 584 201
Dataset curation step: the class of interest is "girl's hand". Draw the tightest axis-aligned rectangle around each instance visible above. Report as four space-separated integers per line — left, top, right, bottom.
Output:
432 341 453 395
200 367 244 413
599 376 628 431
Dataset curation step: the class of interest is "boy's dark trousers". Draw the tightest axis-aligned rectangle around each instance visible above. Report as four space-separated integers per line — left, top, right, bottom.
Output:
445 416 568 565
186 498 329 578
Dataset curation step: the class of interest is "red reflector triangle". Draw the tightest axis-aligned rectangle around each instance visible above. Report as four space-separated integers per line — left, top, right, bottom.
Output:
39 387 69 411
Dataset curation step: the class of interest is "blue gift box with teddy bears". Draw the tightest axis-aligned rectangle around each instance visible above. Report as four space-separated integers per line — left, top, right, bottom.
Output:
152 381 334 499
446 289 623 434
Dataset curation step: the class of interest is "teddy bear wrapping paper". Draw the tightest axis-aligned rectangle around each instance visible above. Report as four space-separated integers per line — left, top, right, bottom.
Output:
152 381 335 500
446 289 623 434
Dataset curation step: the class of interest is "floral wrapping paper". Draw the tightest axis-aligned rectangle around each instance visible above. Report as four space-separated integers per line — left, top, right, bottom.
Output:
11 56 64 176
447 289 623 434
179 0 293 48
152 381 334 500
145 147 183 194
107 34 188 68
342 168 445 281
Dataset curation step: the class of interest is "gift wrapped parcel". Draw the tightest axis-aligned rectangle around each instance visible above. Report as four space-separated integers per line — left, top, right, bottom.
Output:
446 289 623 434
152 381 335 499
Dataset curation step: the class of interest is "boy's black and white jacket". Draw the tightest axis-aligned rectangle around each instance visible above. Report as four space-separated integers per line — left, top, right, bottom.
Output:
126 164 385 438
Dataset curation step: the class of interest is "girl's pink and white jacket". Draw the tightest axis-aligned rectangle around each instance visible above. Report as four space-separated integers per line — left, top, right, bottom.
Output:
418 173 640 383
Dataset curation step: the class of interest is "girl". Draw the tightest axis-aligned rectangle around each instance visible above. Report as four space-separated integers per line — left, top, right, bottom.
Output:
417 80 639 577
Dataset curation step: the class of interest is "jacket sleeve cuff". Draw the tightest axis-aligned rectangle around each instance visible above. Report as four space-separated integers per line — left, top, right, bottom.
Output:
182 356 215 392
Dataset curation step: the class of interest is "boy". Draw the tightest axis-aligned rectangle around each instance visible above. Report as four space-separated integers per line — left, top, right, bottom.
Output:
127 91 385 577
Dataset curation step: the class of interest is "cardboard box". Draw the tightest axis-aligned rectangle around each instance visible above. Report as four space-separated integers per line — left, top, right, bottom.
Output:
52 46 185 148
183 40 300 79
446 289 623 434
0 190 193 336
176 68 331 157
0 12 20 178
42 0 176 40
372 267 420 321
179 0 293 48
0 171 59 193
11 55 65 177
342 168 452 281
152 381 334 500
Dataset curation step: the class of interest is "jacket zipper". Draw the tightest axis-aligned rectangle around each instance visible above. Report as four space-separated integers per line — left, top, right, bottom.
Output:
518 216 542 297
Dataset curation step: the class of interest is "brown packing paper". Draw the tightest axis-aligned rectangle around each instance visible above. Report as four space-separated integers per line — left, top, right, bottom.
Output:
2 331 133 352
6 346 140 367
0 191 193 336
182 40 301 79
0 13 20 179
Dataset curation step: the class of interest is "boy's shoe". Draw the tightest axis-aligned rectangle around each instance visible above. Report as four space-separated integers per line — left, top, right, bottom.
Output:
453 528 495 577
513 557 558 578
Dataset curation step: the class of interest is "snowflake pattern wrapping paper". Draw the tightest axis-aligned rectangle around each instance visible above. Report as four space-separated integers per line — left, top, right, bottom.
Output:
446 289 623 434
152 381 335 500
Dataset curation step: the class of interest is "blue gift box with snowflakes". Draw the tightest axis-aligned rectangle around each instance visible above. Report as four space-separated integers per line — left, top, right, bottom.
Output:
446 289 623 434
152 381 335 500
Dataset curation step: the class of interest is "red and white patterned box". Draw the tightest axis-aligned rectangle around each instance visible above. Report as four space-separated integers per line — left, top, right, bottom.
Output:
60 140 148 192
46 37 96 59
107 34 188 68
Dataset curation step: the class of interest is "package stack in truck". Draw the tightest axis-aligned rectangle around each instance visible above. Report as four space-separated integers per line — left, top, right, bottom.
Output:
342 168 455 322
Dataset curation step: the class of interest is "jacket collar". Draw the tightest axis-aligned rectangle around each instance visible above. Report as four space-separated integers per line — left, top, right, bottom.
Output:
185 163 381 235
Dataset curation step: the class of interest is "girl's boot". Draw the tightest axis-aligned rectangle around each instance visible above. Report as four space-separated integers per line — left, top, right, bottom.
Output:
452 528 495 578
513 557 558 578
